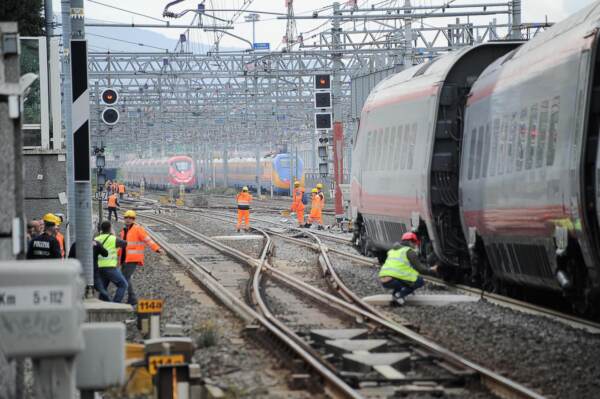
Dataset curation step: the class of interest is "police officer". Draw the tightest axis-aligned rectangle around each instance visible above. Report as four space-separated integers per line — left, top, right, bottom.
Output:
26 213 62 259
379 232 438 306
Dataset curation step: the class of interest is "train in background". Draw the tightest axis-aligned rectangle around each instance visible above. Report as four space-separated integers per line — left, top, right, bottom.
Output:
351 3 600 313
213 153 304 195
122 155 197 190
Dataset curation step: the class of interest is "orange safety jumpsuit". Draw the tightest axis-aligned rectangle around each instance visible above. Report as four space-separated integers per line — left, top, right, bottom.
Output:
236 191 253 230
56 231 65 258
308 193 323 226
118 223 160 266
291 187 305 226
118 184 126 198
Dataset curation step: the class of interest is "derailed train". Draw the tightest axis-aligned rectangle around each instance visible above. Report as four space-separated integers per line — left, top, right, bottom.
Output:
351 3 600 312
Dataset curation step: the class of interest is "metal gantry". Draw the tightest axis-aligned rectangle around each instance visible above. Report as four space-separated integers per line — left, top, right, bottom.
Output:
85 0 547 172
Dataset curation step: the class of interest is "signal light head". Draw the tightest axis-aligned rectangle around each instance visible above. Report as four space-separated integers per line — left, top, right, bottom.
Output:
315 74 331 90
101 88 119 105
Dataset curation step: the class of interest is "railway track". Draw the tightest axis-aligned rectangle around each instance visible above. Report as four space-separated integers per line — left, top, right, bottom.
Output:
135 209 545 399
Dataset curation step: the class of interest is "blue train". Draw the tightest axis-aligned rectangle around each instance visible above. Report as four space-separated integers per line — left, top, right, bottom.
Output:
213 153 304 195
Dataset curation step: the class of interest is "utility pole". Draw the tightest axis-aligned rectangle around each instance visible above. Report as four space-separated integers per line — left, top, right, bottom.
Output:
60 0 76 243
510 0 522 39
284 0 298 51
244 13 260 46
331 2 344 219
66 0 94 290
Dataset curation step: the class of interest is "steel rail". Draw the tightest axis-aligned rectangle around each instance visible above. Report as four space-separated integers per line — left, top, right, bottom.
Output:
124 200 600 333
137 211 545 399
138 212 363 399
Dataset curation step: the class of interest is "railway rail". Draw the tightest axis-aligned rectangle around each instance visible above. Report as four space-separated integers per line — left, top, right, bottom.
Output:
123 196 600 334
134 209 545 399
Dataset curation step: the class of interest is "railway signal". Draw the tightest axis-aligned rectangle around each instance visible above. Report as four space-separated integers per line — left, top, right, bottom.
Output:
315 112 332 130
101 88 120 125
314 91 332 109
315 74 331 90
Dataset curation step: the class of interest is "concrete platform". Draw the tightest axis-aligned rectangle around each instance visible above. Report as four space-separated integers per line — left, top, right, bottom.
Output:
85 298 134 322
310 328 368 344
362 294 479 307
343 352 411 373
325 339 388 355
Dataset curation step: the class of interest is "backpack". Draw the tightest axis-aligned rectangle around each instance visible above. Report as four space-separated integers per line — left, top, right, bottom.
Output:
301 192 309 205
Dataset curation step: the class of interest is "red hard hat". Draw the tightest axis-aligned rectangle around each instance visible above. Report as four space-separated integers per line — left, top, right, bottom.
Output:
401 232 418 242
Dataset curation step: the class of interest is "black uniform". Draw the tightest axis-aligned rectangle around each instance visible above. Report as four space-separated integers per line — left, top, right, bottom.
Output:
26 232 62 259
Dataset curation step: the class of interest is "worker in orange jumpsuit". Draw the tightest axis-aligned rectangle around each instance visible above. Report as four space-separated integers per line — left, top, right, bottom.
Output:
118 183 126 199
306 188 324 230
316 183 325 207
119 210 163 305
107 192 120 221
236 186 253 232
55 213 66 258
290 181 306 227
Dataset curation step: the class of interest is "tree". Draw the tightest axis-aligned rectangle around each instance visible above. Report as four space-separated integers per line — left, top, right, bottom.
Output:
0 0 45 36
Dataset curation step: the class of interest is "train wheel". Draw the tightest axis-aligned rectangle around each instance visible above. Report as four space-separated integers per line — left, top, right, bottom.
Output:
356 223 370 256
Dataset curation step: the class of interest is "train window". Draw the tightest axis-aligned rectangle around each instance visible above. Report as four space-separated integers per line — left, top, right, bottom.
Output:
489 118 500 176
388 126 397 170
507 112 518 174
407 123 417 169
526 104 538 170
547 96 560 166
400 124 410 169
383 127 391 170
174 161 190 172
497 116 508 175
475 126 485 179
482 123 491 178
536 101 550 169
516 107 528 172
468 128 477 180
393 125 402 170
377 128 385 170
365 131 372 170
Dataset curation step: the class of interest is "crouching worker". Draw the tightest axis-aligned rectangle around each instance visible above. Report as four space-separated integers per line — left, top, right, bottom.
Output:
379 232 437 306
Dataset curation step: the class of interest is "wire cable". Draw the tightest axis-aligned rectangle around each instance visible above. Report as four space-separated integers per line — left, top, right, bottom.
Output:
87 0 167 23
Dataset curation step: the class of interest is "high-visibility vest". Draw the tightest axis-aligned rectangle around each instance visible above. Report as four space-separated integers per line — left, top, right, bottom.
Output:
119 223 159 265
236 192 252 209
378 246 419 282
118 184 125 193
95 233 118 268
108 194 117 207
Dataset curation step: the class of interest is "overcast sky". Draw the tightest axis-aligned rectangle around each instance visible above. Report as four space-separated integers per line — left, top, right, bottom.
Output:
51 0 598 51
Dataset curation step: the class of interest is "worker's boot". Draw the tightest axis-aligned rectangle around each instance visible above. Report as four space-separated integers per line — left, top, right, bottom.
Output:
317 225 324 230
304 223 311 228
391 293 405 307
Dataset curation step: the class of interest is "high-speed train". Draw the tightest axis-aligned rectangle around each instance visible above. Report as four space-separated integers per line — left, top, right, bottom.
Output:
122 155 197 189
213 153 304 195
351 3 600 312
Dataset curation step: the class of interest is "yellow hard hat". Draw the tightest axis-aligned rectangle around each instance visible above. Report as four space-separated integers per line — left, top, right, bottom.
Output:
294 181 300 186
316 183 323 189
311 188 318 193
124 210 137 218
242 186 248 191
43 213 59 225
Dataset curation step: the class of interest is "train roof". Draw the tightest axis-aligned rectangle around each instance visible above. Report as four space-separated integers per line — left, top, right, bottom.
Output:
469 2 600 105
362 42 516 114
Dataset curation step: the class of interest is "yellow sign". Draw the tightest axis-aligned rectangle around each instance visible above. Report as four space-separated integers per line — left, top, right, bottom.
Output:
137 299 163 314
147 354 185 375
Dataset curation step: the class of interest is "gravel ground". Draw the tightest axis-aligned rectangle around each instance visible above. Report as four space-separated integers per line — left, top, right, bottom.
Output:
102 220 314 399
331 256 600 399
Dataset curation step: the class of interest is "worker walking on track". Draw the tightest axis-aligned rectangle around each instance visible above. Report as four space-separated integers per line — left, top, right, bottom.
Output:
26 213 62 259
306 188 324 229
119 210 164 305
107 192 120 221
379 232 437 306
118 182 126 199
290 181 306 227
95 221 128 303
236 186 253 232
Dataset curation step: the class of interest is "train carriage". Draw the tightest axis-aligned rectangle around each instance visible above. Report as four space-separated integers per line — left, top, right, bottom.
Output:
351 42 519 266
122 155 197 190
461 3 600 310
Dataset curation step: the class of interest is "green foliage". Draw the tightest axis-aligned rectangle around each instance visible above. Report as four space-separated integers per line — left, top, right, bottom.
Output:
0 0 45 36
